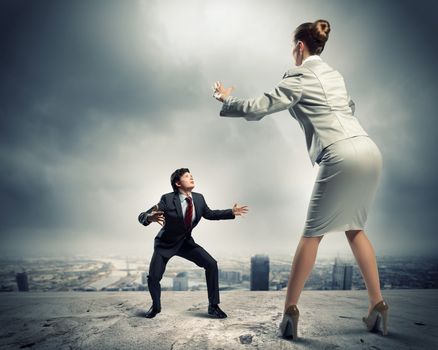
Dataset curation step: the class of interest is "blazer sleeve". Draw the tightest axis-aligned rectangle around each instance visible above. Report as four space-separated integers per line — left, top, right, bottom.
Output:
138 195 167 226
219 72 303 121
201 195 235 221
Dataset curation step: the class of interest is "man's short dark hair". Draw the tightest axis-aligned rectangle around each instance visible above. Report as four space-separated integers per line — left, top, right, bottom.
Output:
170 168 190 193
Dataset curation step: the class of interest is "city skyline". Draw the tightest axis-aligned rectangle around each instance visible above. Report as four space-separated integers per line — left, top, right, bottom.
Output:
2 254 437 293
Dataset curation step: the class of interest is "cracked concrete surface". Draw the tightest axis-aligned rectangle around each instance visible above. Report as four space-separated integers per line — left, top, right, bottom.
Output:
0 289 436 349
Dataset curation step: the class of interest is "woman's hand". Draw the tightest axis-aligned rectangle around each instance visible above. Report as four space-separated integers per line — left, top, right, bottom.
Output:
212 81 235 102
232 203 249 217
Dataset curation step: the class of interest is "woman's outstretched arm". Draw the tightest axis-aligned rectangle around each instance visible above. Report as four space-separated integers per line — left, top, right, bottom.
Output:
213 72 303 121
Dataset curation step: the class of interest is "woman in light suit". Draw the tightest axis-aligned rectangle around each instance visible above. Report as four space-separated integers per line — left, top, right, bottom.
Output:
213 19 389 339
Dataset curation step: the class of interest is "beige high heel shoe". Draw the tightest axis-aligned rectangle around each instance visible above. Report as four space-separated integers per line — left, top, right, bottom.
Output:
279 304 299 339
362 300 389 335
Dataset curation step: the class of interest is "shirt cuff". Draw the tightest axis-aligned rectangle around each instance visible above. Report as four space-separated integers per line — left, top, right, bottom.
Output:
146 213 152 223
220 95 234 116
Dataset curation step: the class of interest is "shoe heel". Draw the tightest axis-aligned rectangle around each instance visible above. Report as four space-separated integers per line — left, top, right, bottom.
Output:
284 319 292 338
280 314 299 339
380 309 388 336
291 314 299 339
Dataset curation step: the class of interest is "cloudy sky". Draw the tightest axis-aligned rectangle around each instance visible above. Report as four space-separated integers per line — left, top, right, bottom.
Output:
1 0 437 259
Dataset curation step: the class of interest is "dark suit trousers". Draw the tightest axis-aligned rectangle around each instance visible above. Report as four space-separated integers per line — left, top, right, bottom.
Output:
147 240 220 308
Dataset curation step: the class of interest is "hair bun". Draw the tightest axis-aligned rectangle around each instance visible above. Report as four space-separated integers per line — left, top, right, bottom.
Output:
312 19 330 43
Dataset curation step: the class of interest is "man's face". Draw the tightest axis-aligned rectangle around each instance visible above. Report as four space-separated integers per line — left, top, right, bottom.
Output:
177 172 195 192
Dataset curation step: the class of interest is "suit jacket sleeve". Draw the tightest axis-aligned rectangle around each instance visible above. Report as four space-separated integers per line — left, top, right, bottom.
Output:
219 72 303 121
138 195 167 226
201 195 235 221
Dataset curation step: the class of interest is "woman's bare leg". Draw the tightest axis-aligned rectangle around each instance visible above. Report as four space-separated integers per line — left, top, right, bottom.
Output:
284 235 324 311
345 229 383 314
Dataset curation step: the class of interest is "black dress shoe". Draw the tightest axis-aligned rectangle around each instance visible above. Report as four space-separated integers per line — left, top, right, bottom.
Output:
208 304 227 318
145 305 161 318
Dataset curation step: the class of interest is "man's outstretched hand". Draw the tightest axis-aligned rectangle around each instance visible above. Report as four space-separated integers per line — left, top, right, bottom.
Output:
147 207 165 226
232 203 249 217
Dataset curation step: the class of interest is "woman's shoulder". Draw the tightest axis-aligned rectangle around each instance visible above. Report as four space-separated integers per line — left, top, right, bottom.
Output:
282 65 309 79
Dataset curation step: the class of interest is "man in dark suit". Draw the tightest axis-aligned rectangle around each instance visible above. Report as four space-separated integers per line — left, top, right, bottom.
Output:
138 168 248 318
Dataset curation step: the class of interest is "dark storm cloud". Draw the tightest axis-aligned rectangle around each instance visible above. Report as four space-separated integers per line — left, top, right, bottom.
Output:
0 0 206 231
352 1 438 254
1 0 204 147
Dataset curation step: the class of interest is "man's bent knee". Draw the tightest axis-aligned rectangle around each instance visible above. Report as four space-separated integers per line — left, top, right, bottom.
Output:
204 259 218 271
147 274 163 283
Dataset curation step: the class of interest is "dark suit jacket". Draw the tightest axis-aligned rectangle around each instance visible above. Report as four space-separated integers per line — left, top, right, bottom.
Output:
138 191 235 257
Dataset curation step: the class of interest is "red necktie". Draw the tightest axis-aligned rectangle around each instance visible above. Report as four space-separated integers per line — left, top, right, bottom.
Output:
184 196 193 230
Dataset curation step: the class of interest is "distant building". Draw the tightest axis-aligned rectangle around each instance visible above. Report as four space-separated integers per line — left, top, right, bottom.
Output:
0 285 14 292
141 272 148 285
274 281 288 290
219 270 241 284
16 272 29 292
344 265 353 289
121 286 136 291
332 257 353 290
250 255 269 291
173 272 189 291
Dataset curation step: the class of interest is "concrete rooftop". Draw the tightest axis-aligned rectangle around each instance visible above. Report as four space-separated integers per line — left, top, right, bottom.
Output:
0 289 437 349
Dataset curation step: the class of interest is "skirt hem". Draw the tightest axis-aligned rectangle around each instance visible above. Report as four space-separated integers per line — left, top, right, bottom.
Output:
302 223 365 237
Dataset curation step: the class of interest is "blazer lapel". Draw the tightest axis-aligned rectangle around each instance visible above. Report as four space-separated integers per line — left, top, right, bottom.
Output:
173 193 183 219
